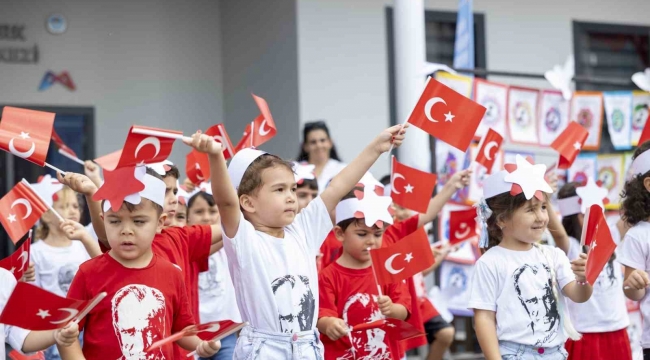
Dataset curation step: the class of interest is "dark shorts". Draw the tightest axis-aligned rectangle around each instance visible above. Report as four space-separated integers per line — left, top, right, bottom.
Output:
424 315 453 344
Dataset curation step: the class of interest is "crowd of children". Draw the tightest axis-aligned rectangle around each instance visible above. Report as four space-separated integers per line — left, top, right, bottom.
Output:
0 110 649 360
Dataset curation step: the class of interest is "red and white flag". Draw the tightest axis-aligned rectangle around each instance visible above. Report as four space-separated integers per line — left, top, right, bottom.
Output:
640 114 650 145
51 129 78 158
94 125 181 171
187 123 237 183
449 208 478 245
583 205 617 285
146 320 246 352
206 123 236 160
185 151 207 186
0 182 48 244
0 234 31 280
234 94 277 151
579 204 602 248
0 107 55 167
352 318 424 342
0 282 105 330
407 79 486 152
390 156 437 213
550 121 589 169
370 230 434 286
474 128 504 173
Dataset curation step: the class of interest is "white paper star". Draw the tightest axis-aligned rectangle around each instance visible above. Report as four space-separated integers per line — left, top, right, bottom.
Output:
7 214 16 223
293 162 316 182
357 172 384 195
573 141 582 151
405 253 413 262
19 132 30 139
444 111 455 122
404 184 414 193
30 175 64 208
148 160 173 176
36 309 51 319
503 155 553 200
576 177 609 214
356 186 394 228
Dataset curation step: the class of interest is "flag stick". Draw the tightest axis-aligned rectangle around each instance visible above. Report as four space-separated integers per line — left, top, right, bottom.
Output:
367 247 384 298
20 179 65 222
386 76 432 154
250 121 254 147
44 162 66 176
186 322 248 357
130 127 193 142
57 149 85 166
73 292 107 325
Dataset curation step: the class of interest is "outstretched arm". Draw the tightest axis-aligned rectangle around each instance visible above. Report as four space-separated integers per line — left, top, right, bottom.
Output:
320 124 408 212
417 169 471 228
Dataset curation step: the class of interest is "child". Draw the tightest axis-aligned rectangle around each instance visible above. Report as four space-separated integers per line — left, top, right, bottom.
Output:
185 124 406 359
170 186 189 227
188 190 241 360
555 181 630 360
0 267 80 358
616 141 650 358
294 162 319 213
58 167 221 359
468 155 592 359
318 188 411 359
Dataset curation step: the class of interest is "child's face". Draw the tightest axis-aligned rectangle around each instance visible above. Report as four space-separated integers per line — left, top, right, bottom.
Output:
188 196 220 225
243 166 298 228
169 203 187 227
53 190 81 223
391 203 412 222
103 201 164 262
296 186 318 213
162 176 179 227
336 220 385 263
500 197 549 244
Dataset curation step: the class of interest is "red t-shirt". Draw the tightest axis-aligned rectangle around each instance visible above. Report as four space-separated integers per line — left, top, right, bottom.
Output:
319 261 412 360
382 215 430 349
68 253 195 359
318 230 341 272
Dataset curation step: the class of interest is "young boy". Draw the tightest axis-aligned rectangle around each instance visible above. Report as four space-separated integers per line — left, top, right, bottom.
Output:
293 162 319 213
318 189 411 359
58 167 221 359
184 124 407 358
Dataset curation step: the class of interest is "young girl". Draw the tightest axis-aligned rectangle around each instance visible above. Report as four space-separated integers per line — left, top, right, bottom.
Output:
468 155 592 359
556 181 630 360
616 141 650 359
190 190 241 360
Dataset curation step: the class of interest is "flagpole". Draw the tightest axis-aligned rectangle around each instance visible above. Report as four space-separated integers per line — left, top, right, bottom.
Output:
21 179 65 222
130 127 193 142
73 292 107 325
57 149 85 166
386 76 432 155
250 121 254 148
44 162 66 176
368 247 384 298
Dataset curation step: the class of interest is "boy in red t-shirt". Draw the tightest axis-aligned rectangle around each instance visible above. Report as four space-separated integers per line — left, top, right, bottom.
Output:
58 167 221 359
318 188 411 360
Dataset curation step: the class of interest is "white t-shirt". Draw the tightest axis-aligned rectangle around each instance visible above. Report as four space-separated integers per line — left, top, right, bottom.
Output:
616 221 650 348
223 197 332 333
316 159 346 194
565 235 629 333
198 249 242 323
468 245 575 347
31 240 91 297
0 268 30 358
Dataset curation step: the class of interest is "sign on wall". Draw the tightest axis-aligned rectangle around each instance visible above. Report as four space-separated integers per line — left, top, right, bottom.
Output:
0 24 38 64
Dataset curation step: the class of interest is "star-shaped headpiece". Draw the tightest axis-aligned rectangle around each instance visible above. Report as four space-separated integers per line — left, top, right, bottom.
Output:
30 175 63 208
357 172 384 196
292 162 316 184
483 155 553 201
558 177 609 216
93 166 166 212
629 150 650 179
335 186 393 228
148 160 173 176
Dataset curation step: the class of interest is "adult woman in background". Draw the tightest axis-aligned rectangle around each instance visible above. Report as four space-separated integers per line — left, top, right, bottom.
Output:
297 120 346 194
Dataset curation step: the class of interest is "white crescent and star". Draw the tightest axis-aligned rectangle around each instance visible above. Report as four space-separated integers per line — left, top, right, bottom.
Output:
18 251 28 271
11 198 33 219
8 132 36 159
454 222 471 240
7 214 16 223
424 97 445 123
483 141 499 161
134 136 161 160
391 173 414 195
259 120 272 136
201 323 221 333
385 253 405 275
49 308 79 324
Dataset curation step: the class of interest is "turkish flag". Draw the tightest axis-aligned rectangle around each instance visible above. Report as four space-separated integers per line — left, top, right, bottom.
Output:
475 128 504 174
449 208 478 245
8 350 44 360
583 205 617 285
370 230 434 286
640 113 650 145
0 234 31 280
206 123 236 160
185 151 208 186
187 123 236 183
0 282 104 330
0 107 55 167
580 204 603 248
0 182 48 244
234 94 277 152
550 121 589 169
51 129 78 158
407 78 486 152
146 320 246 352
94 125 181 171
390 156 437 213
352 318 424 342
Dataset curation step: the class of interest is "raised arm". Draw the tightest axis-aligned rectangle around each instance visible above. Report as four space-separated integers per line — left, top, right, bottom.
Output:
547 202 570 255
321 124 408 211
418 169 471 228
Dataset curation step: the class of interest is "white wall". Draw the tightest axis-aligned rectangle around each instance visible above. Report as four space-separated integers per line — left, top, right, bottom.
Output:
0 0 224 166
297 0 650 177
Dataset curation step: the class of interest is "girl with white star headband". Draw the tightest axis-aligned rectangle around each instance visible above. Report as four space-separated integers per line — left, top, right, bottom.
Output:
467 155 592 359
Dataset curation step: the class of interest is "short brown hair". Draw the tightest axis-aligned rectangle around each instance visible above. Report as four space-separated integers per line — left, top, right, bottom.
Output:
297 178 318 191
163 164 180 180
238 154 294 197
484 192 550 250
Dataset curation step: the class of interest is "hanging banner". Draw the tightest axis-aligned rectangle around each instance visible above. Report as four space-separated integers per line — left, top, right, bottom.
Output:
473 79 508 141
436 140 470 204
507 86 540 145
435 72 473 98
596 154 625 210
603 91 633 150
631 91 650 146
453 0 474 71
439 261 474 316
567 153 598 185
538 89 571 146
570 91 603 151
